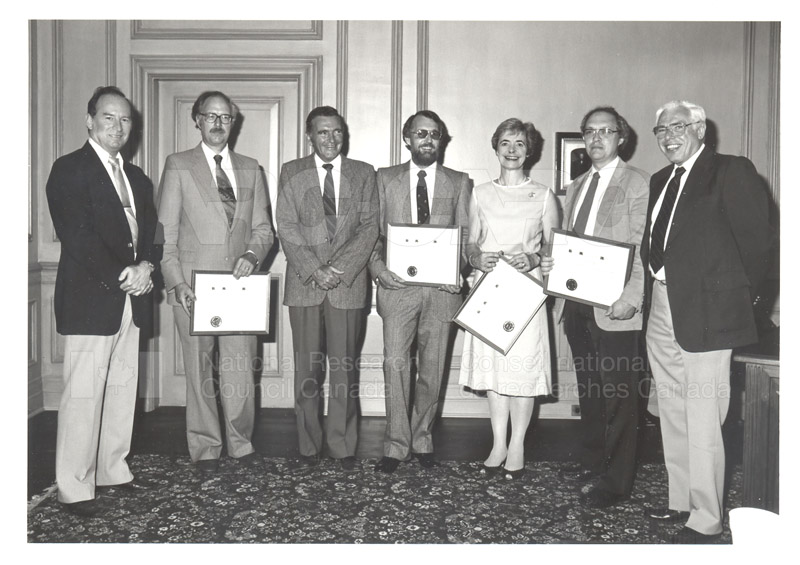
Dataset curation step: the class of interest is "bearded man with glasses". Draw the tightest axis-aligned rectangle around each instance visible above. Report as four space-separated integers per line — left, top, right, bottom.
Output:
368 110 471 474
641 100 773 543
158 90 274 475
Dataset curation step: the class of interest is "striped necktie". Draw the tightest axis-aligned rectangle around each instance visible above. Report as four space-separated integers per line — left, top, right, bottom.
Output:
108 157 138 251
649 166 685 273
322 163 337 240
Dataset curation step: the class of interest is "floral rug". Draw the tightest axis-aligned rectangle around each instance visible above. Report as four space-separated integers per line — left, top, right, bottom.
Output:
27 455 740 544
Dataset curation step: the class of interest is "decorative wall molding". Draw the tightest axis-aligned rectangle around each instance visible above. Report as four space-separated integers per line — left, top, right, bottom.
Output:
336 21 348 120
416 21 429 111
390 21 403 166
130 54 322 175
106 21 117 85
741 22 756 159
131 20 323 41
767 22 780 204
29 299 38 367
51 21 63 243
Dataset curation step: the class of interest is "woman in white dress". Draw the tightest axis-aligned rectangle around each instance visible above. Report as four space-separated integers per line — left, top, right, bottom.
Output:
459 118 560 479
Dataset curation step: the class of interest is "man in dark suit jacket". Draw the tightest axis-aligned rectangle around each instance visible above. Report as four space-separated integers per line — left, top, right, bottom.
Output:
158 91 274 474
641 100 772 543
368 110 470 474
543 107 650 508
46 86 158 517
276 106 379 471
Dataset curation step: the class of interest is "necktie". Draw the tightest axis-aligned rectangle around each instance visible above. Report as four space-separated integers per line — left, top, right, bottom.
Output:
649 166 686 273
572 172 600 235
108 157 138 251
214 154 236 227
322 163 337 240
417 170 430 225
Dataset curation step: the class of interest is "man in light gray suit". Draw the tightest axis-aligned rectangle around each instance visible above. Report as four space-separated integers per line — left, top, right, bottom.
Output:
158 91 274 474
542 106 649 507
369 110 470 474
276 106 379 471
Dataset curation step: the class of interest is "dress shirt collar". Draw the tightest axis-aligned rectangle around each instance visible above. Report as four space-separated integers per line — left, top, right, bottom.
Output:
591 156 620 177
314 153 342 171
673 143 704 177
201 142 230 164
88 137 120 165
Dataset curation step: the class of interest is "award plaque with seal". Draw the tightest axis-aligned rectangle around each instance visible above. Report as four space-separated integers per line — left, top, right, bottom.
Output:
543 228 634 308
190 270 271 335
452 256 547 355
385 223 462 287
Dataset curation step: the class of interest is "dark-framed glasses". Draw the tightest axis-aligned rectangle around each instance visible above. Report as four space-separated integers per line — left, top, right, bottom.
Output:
652 121 700 137
581 128 619 139
412 129 442 140
198 112 234 124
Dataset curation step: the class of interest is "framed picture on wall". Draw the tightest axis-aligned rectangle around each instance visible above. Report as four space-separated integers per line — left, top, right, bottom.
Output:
554 132 590 195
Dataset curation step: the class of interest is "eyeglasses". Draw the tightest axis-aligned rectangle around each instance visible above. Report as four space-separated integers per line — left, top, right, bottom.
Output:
652 121 700 137
198 112 234 124
412 129 442 140
581 128 619 139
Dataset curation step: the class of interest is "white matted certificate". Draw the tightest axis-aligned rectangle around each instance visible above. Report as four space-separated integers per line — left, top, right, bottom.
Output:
190 271 271 335
385 223 462 287
453 257 547 355
543 228 634 308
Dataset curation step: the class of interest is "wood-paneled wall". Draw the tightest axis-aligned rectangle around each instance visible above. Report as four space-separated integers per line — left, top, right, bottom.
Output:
28 20 780 417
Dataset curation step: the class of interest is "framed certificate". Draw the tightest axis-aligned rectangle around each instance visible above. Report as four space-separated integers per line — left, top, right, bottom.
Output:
453 256 547 355
190 271 271 335
386 223 462 287
543 228 634 308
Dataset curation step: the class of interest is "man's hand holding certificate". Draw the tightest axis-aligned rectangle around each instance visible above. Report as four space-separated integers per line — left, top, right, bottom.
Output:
541 228 634 309
190 271 271 335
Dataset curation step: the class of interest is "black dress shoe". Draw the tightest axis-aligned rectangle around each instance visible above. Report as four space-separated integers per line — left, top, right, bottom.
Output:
374 456 402 474
669 526 722 544
648 507 690 522
414 453 438 468
235 452 260 466
195 459 220 474
62 499 105 518
501 467 525 480
583 487 626 509
99 476 156 494
479 460 505 476
338 456 357 471
298 454 321 468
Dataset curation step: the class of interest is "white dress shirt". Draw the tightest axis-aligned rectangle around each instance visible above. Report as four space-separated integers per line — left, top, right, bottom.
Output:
649 144 705 280
201 143 238 198
89 137 137 217
409 161 438 224
570 156 620 235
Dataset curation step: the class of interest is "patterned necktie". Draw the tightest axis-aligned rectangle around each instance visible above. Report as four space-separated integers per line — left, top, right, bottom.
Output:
417 170 430 225
649 166 686 273
572 172 600 235
322 163 337 240
214 154 236 227
108 157 138 251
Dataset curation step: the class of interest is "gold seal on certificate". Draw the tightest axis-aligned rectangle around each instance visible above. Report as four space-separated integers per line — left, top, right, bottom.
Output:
453 257 547 355
386 223 462 287
543 228 634 308
190 271 271 335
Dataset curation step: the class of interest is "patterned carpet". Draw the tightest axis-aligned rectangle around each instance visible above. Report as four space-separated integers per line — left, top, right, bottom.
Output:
27 455 741 544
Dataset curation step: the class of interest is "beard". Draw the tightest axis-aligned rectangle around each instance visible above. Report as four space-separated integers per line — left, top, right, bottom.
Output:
410 145 439 167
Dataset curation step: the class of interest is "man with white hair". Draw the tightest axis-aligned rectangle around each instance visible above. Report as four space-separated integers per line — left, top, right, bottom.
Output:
641 100 772 543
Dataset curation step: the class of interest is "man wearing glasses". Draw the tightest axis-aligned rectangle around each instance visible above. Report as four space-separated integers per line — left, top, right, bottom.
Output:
158 91 274 475
368 110 470 473
641 101 772 543
542 107 649 508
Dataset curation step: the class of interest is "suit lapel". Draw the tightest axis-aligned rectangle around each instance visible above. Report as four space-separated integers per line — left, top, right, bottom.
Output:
230 151 253 224
188 144 230 228
335 157 353 236
430 166 453 220
563 170 589 230
593 164 626 233
666 147 714 246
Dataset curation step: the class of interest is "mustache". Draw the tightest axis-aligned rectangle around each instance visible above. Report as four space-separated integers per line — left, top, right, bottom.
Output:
211 127 226 134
